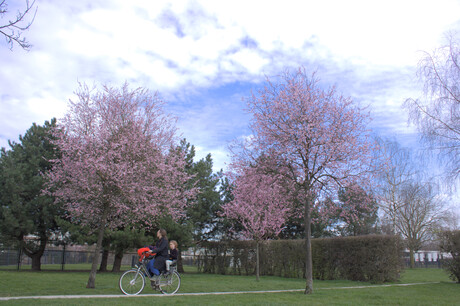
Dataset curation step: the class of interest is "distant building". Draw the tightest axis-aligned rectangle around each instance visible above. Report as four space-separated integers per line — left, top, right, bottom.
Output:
403 247 451 268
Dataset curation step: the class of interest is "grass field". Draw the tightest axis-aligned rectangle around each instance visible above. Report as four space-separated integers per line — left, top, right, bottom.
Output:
0 266 458 305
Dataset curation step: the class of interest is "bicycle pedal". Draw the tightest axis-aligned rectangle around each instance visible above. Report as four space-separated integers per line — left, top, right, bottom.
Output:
150 280 160 290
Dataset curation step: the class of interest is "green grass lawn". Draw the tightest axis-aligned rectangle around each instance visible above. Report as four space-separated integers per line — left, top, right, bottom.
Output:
0 267 458 305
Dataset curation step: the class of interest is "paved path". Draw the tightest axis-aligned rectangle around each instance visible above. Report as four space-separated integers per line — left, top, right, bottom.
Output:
0 282 440 301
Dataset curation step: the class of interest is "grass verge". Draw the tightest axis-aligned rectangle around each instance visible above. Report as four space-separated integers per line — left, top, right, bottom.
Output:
0 267 457 305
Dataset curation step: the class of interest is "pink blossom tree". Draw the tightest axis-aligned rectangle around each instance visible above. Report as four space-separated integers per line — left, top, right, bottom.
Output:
222 158 293 281
46 83 194 288
233 68 377 294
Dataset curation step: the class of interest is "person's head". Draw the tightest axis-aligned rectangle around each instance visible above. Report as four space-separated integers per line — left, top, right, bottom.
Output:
157 229 167 239
169 240 178 250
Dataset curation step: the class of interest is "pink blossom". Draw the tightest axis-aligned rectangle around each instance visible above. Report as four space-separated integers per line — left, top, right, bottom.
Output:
229 68 377 293
45 83 195 288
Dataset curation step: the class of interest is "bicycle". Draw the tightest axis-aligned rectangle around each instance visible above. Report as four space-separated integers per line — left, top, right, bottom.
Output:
119 251 181 295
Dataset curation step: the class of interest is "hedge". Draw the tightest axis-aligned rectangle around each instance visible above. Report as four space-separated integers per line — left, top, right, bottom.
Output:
196 235 403 283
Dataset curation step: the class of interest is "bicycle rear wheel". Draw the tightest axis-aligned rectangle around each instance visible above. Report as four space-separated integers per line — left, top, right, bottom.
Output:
159 271 181 295
119 269 145 295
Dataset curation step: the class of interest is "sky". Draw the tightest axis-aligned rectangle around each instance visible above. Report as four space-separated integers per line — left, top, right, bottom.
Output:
1 1 460 199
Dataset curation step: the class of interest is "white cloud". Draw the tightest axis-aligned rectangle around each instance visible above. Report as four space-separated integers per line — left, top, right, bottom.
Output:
194 145 230 172
230 49 268 75
1 0 460 169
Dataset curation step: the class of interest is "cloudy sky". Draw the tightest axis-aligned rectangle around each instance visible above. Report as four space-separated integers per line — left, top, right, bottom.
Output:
1 0 460 177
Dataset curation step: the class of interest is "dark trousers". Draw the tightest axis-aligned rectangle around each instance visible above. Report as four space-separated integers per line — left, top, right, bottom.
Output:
148 256 167 276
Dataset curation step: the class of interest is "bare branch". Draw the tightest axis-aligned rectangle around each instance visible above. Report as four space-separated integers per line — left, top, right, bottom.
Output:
0 0 37 51
403 33 460 182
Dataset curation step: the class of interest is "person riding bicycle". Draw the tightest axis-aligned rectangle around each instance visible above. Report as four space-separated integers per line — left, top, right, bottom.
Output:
147 229 169 277
120 233 181 295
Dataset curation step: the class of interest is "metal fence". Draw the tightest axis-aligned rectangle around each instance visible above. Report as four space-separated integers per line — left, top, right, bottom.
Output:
0 243 198 271
0 246 136 271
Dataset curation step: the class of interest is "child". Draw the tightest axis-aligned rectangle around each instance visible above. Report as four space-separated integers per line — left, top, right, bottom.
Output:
166 240 178 272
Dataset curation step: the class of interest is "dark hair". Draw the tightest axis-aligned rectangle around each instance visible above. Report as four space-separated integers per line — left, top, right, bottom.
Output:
158 228 167 238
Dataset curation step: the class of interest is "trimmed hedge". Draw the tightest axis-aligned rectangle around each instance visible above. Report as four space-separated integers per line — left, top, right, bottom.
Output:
196 235 403 283
312 235 403 282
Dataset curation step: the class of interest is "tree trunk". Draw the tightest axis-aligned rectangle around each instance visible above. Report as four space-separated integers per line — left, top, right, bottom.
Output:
31 253 42 271
256 240 260 282
178 250 185 273
22 237 47 271
304 196 313 294
409 249 415 268
87 208 107 289
99 249 109 272
111 251 123 272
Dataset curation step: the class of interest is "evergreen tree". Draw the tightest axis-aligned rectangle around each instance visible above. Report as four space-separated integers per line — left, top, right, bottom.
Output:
108 228 149 272
215 176 240 239
188 154 222 241
155 215 193 273
55 217 149 272
149 139 224 272
0 119 61 270
177 139 223 242
336 185 379 236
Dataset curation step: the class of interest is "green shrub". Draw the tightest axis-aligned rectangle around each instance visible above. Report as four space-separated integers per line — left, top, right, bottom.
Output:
439 230 460 283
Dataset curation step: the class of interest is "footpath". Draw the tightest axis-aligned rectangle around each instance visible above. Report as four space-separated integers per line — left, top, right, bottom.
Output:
0 282 440 301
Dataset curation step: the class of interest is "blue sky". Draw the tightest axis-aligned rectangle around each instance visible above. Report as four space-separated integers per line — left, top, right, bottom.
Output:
1 0 460 178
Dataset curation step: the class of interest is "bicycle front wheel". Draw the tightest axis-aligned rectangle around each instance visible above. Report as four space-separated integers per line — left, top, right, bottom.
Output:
119 269 145 295
159 271 181 295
